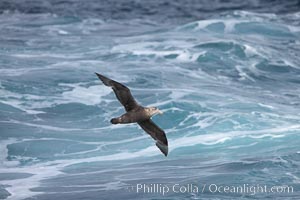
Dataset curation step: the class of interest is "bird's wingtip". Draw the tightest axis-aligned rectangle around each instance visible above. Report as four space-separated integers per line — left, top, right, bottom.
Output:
156 141 168 157
95 72 105 81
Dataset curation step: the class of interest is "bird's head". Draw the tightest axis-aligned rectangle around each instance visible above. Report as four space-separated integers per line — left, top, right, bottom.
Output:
146 107 163 117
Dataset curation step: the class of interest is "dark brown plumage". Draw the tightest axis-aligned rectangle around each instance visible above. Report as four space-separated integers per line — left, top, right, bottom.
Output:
95 73 168 156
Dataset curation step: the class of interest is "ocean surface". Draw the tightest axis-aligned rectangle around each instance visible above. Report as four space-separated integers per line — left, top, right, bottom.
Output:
0 0 300 199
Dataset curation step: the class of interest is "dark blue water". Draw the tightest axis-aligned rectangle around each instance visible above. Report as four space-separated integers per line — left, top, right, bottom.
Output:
0 1 300 199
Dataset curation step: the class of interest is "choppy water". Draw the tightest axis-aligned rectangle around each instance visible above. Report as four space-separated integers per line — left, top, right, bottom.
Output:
0 0 300 199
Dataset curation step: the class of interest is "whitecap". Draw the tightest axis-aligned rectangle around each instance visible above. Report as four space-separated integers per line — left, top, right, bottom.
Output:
168 124 300 153
60 84 112 106
0 81 113 114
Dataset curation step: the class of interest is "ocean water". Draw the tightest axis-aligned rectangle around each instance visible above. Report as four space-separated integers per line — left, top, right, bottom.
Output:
0 0 300 199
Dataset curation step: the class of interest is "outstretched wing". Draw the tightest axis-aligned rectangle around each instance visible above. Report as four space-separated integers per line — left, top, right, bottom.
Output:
95 73 139 112
138 119 168 156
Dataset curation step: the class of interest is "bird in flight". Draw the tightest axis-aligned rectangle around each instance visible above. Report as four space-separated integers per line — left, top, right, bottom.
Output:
95 73 168 156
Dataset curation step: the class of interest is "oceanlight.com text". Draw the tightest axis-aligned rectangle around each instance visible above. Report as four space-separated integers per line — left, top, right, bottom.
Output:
127 183 294 196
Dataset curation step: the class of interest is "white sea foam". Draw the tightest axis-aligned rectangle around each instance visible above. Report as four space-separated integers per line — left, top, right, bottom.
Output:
61 84 112 106
233 10 277 20
1 119 85 131
112 43 205 63
169 125 300 152
227 142 258 149
1 122 299 200
179 18 248 33
257 103 274 110
243 44 267 58
0 144 158 199
235 65 256 82
0 119 129 132
0 87 46 114
0 138 20 168
176 50 205 62
0 82 112 114
0 164 63 200
1 8 300 200
286 172 300 183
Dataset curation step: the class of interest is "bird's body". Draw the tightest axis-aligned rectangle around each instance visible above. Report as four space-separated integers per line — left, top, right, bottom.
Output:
111 106 150 124
95 73 168 156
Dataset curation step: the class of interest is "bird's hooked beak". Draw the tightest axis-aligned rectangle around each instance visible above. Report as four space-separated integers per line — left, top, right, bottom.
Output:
157 109 163 115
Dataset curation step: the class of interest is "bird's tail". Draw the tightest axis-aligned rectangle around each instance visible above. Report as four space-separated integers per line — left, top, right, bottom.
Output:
110 118 120 124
